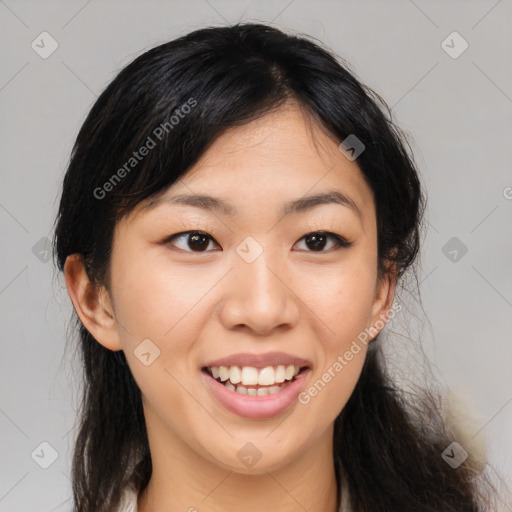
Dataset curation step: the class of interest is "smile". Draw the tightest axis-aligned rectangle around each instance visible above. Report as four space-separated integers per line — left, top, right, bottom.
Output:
203 364 305 395
200 353 312 419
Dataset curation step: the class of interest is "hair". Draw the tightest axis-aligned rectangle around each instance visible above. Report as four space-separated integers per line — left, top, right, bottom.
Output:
53 23 501 512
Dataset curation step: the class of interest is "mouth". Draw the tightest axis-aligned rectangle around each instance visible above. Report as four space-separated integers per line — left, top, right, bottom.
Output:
200 357 312 419
201 364 309 396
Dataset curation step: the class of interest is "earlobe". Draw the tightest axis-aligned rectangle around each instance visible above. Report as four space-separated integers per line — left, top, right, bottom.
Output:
63 254 123 351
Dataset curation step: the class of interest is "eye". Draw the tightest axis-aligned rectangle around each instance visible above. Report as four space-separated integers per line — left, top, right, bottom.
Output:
166 231 220 252
163 230 352 253
294 231 353 252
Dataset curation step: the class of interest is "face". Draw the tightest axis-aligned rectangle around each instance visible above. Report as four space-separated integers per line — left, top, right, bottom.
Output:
73 103 394 475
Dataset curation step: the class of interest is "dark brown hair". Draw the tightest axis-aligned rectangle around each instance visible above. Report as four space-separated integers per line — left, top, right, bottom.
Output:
53 23 501 511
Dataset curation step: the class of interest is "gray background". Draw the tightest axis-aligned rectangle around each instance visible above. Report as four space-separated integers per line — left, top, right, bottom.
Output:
1 0 511 510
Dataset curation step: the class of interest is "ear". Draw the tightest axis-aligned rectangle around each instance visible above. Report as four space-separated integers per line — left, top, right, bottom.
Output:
369 262 398 342
63 254 123 351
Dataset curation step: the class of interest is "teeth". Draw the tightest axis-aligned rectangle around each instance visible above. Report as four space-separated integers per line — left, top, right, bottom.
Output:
241 367 259 386
224 381 288 395
219 366 230 382
235 385 247 395
258 366 275 385
275 365 286 383
230 366 241 384
211 364 302 385
207 364 304 388
285 365 295 380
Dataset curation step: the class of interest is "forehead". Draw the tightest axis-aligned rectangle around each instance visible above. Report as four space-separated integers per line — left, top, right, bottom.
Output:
136 104 375 227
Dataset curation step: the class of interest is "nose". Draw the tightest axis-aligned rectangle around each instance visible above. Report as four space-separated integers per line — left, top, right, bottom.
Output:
217 250 300 336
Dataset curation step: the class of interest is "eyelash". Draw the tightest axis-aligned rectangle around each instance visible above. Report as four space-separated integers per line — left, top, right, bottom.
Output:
162 230 353 253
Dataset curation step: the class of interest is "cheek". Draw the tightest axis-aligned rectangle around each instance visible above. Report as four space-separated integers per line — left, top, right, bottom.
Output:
298 253 377 345
109 242 215 345
294 247 375 415
297 339 367 439
109 246 207 421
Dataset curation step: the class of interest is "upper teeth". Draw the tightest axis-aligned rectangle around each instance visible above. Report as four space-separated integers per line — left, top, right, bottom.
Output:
209 365 301 386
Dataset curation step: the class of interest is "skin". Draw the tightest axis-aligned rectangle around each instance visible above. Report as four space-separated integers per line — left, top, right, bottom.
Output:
64 102 396 512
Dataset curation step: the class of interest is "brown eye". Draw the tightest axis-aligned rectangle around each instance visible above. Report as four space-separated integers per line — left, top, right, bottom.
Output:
295 231 352 252
305 233 328 251
187 233 211 251
167 231 219 252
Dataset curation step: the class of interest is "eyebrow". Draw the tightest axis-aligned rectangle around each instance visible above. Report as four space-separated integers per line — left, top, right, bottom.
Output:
146 190 363 222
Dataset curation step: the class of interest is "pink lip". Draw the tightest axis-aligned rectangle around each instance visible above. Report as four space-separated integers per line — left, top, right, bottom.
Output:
201 368 311 419
202 351 312 369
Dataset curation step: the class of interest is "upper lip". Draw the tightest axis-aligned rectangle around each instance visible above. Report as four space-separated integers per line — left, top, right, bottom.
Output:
202 351 312 369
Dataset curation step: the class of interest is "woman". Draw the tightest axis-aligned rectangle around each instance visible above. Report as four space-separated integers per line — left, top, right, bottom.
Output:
53 23 500 511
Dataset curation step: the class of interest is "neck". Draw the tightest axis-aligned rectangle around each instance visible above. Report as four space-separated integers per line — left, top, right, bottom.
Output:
137 410 339 512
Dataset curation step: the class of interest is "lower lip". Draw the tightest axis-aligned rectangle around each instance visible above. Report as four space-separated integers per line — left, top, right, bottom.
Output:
201 369 311 419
